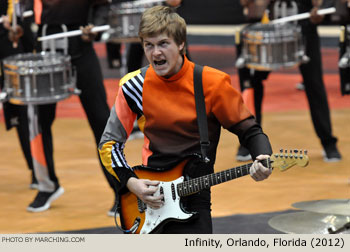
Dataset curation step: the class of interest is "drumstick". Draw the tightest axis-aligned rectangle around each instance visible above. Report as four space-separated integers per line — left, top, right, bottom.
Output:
37 25 111 41
12 0 17 28
270 7 336 24
11 0 18 48
132 0 166 6
0 10 33 24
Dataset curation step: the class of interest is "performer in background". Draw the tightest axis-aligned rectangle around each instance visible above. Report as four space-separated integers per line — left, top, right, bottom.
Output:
1 0 37 188
237 0 341 162
19 0 119 215
99 5 272 233
235 0 272 161
337 0 350 95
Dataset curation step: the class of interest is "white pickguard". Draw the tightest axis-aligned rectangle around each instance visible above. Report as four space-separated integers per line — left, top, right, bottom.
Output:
139 176 194 234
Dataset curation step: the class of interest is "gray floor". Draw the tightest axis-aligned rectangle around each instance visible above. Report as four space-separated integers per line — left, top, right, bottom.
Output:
53 210 298 234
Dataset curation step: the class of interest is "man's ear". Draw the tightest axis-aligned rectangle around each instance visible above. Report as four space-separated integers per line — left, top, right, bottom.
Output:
179 42 185 52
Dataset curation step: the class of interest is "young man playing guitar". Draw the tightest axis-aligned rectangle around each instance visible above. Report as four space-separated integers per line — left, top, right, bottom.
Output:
98 5 273 234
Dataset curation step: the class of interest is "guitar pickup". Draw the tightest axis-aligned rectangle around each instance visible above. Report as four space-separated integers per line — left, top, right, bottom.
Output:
160 186 165 202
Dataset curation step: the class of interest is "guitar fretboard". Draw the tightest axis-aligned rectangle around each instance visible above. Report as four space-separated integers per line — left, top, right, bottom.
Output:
176 159 270 197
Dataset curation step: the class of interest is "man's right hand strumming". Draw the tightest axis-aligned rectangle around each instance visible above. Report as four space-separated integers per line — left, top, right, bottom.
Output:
127 177 164 209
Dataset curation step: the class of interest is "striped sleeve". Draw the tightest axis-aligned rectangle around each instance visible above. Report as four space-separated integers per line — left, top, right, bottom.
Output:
121 72 144 118
98 103 136 184
99 140 137 191
98 70 145 191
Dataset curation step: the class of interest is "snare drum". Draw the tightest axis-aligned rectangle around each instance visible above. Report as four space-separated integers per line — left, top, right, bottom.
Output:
106 0 160 43
241 22 305 70
2 52 76 105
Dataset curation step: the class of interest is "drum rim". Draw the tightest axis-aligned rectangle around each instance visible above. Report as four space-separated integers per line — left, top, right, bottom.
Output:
8 92 73 105
3 51 69 62
242 23 301 43
111 0 158 14
3 52 71 75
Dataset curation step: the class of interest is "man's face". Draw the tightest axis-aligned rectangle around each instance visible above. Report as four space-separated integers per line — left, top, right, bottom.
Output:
143 33 184 78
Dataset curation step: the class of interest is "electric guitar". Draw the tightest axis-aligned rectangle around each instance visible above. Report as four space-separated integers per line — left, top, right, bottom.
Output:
119 149 309 234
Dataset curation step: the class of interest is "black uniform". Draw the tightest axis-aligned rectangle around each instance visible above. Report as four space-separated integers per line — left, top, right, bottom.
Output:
0 0 36 183
296 0 338 150
27 0 118 211
337 0 350 95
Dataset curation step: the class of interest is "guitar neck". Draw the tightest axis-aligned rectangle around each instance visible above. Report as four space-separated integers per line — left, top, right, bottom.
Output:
177 159 270 197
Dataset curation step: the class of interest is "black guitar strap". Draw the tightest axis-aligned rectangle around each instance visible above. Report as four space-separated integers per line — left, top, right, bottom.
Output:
193 64 210 163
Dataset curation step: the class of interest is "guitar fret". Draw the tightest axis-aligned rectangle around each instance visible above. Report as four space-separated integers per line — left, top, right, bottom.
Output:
184 181 188 195
183 182 187 196
200 176 205 190
220 171 225 183
236 166 241 177
188 181 193 194
192 179 197 193
224 171 228 181
204 176 209 188
186 181 191 194
188 181 192 194
226 170 231 181
196 178 201 192
243 164 249 176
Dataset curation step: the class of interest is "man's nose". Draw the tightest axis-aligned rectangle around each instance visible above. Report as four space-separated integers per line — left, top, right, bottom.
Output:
152 46 162 56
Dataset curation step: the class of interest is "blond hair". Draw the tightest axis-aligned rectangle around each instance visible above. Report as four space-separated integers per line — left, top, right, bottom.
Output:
138 5 187 54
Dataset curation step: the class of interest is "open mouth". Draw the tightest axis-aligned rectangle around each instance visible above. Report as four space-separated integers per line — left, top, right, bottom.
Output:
154 60 166 66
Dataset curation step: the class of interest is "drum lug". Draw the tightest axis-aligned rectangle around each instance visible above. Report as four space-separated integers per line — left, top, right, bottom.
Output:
235 57 246 69
339 53 350 69
300 54 310 64
70 88 82 96
0 92 8 103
